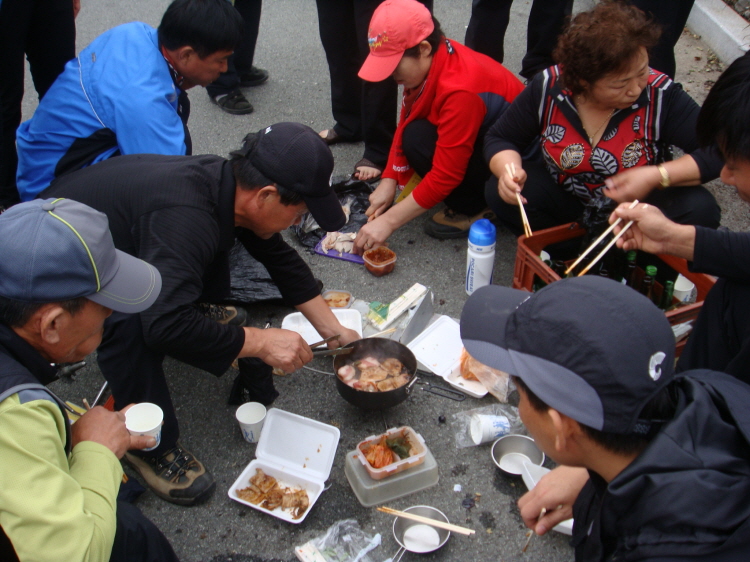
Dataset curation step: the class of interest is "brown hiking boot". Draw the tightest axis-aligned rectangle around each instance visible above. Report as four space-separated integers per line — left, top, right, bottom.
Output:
124 443 216 506
197 303 247 326
424 208 496 239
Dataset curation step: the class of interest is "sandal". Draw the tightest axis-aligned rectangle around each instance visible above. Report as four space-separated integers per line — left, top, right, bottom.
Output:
353 158 383 183
319 128 358 146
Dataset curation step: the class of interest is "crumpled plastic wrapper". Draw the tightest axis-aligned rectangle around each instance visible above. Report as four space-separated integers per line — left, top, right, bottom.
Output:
294 519 381 562
460 348 510 402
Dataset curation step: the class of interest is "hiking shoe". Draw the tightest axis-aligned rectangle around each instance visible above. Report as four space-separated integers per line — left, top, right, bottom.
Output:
197 303 247 326
424 208 496 239
209 89 254 115
238 66 269 87
124 444 216 506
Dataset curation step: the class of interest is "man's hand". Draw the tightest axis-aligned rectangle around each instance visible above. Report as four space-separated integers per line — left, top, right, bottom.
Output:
603 166 660 203
73 0 81 18
517 466 589 535
609 202 696 260
71 405 155 459
332 326 360 347
241 327 313 372
365 178 397 221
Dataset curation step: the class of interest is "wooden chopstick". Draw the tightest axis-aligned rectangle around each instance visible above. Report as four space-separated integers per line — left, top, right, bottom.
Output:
367 327 398 338
577 219 634 276
377 507 475 536
522 508 546 552
505 163 532 237
564 199 639 276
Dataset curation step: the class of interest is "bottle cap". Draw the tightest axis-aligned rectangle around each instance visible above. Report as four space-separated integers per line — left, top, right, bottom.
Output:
468 219 496 246
645 265 657 277
626 250 637 261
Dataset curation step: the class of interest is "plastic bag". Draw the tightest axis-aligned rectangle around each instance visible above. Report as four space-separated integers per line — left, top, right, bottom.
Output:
452 403 524 448
294 519 381 562
293 176 374 248
228 239 283 303
459 349 510 402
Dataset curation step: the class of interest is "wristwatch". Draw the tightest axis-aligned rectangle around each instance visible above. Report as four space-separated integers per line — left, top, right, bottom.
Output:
657 164 671 189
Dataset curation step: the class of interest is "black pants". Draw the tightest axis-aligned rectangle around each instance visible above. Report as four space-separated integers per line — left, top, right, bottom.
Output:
486 160 722 236
465 0 573 81
314 0 432 169
403 119 491 216
111 501 180 562
677 279 750 385
206 0 262 98
0 0 75 206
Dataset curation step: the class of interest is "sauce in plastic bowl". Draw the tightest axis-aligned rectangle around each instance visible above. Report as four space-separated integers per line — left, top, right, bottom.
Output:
363 247 396 277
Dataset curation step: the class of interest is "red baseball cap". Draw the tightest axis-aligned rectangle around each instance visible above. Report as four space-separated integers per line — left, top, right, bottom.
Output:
358 0 434 82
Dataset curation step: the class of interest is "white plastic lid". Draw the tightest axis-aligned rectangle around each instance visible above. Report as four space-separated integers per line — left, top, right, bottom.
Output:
255 409 340 483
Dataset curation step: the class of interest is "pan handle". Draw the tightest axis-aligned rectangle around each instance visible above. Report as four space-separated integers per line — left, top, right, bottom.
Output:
404 374 419 395
423 384 467 402
384 546 406 562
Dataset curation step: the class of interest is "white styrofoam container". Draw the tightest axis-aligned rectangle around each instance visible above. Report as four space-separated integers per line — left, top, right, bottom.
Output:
407 315 488 398
281 309 362 345
228 408 340 523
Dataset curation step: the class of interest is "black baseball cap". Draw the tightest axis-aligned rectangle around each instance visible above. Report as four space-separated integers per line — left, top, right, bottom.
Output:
243 122 345 232
0 199 161 313
460 277 675 434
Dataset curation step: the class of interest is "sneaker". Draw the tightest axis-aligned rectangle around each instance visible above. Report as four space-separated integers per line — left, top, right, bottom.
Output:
209 89 254 115
124 444 216 506
238 66 269 87
197 303 247 326
424 208 496 240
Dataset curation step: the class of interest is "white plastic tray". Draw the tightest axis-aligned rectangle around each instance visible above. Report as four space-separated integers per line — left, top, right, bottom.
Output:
228 408 340 523
521 463 574 535
281 309 362 345
407 316 488 398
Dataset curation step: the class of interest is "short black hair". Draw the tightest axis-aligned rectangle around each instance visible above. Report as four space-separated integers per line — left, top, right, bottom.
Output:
158 0 243 58
697 51 750 163
512 375 676 456
230 133 303 206
403 16 444 59
0 296 88 328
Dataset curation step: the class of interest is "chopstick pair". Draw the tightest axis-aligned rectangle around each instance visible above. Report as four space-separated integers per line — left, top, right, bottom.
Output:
504 163 532 238
377 506 475 536
564 199 640 277
522 508 546 553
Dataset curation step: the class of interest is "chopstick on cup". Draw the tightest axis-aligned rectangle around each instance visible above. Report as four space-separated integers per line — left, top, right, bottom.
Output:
564 199 640 276
505 163 532 238
522 507 546 553
377 507 476 536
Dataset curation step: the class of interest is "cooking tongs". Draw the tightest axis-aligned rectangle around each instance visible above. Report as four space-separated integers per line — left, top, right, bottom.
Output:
310 334 354 357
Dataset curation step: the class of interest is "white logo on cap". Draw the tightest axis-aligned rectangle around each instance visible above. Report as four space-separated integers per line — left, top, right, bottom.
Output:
648 352 666 381
265 126 272 134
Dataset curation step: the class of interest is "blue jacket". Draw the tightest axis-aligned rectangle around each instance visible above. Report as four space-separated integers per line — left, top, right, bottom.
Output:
16 22 190 201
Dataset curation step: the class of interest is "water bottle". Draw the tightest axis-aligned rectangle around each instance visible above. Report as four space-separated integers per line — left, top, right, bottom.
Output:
465 219 496 295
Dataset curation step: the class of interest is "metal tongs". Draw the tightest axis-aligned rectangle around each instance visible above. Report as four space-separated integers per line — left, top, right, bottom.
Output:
310 334 354 357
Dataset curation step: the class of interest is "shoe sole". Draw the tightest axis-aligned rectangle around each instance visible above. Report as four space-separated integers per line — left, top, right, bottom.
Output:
239 75 269 87
209 95 254 115
123 454 217 506
423 223 470 240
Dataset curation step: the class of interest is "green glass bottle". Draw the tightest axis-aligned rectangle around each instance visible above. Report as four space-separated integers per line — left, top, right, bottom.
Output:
642 265 657 304
624 251 637 287
660 280 675 310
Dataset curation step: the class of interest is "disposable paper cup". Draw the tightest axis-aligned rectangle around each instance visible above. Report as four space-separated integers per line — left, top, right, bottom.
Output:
235 402 266 444
125 402 163 452
673 274 696 303
470 414 510 445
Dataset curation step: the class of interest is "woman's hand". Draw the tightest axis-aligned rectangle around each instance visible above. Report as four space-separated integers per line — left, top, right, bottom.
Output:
517 466 589 535
365 178 398 221
498 166 528 205
603 166 661 203
353 217 393 254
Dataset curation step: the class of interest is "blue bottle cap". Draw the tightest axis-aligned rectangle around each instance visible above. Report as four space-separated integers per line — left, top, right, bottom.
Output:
468 219 496 246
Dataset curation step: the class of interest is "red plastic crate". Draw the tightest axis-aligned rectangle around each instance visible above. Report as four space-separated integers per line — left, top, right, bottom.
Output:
512 223 716 355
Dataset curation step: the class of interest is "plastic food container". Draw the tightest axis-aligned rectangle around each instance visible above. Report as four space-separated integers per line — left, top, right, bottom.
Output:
322 290 353 309
356 426 426 480
281 309 362 345
363 246 397 277
228 408 340 523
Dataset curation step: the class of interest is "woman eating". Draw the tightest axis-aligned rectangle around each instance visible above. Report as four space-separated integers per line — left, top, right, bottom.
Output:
484 1 721 237
352 0 523 252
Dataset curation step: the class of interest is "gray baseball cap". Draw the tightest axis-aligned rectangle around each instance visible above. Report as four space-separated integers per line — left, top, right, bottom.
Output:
0 198 161 313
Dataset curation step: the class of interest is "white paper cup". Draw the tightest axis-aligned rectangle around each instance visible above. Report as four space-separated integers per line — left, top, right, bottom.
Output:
235 402 266 443
673 274 696 303
125 402 163 451
470 414 510 445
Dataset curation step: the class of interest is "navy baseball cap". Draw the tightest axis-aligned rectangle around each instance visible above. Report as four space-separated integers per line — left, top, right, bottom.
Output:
241 122 345 232
0 199 161 313
460 277 675 434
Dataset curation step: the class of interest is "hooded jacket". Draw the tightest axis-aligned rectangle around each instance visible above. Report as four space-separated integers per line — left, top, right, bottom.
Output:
572 370 750 562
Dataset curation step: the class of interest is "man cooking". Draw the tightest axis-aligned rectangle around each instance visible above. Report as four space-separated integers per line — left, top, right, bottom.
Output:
40 122 361 507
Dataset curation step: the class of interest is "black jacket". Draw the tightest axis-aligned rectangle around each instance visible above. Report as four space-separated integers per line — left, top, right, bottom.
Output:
40 154 320 376
572 370 750 561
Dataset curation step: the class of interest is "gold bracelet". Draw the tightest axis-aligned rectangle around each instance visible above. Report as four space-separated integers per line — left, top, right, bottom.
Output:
657 163 671 189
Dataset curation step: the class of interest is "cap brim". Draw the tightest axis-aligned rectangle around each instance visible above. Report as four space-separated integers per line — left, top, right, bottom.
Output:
305 190 347 232
87 249 162 313
358 51 404 82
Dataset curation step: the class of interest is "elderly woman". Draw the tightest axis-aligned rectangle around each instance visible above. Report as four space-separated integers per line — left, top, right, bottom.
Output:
352 0 523 251
484 1 721 236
